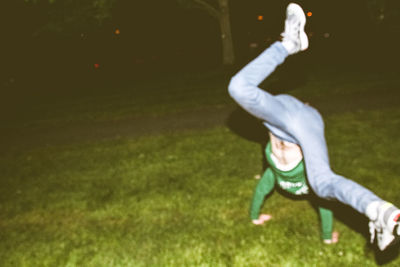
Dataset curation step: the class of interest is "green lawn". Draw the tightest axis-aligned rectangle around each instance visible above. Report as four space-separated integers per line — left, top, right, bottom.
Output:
1 66 400 266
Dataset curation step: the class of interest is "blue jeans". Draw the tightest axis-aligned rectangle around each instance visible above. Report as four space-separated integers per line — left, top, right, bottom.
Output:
228 41 380 215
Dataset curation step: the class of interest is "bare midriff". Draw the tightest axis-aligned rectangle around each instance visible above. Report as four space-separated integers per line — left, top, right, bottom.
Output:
269 132 303 169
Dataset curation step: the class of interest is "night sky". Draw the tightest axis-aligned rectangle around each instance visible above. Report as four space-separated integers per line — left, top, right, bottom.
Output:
1 0 399 89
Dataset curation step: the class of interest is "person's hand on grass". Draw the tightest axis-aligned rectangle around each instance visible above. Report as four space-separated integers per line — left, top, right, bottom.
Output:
323 231 339 244
252 214 272 225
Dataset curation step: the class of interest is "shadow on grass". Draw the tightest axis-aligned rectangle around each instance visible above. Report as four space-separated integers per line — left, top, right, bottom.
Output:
368 232 400 265
226 107 269 171
226 107 268 144
373 242 400 265
226 106 400 265
279 179 400 264
278 189 370 240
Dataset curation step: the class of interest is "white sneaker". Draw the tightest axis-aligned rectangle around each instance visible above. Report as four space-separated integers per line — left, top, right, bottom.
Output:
368 201 400 250
281 3 309 54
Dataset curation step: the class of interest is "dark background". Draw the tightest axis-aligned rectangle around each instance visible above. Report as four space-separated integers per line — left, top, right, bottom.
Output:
1 0 399 92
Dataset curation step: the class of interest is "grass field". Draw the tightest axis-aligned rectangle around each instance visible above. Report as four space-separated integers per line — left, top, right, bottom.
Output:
1 60 400 266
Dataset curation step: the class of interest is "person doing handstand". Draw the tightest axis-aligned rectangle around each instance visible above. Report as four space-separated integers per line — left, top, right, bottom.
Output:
228 2 400 250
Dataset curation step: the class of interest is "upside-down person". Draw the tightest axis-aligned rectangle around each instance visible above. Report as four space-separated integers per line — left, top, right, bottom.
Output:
228 2 400 250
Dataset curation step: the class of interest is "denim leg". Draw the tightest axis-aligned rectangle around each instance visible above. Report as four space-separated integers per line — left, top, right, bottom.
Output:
293 109 381 214
228 41 382 215
228 42 294 135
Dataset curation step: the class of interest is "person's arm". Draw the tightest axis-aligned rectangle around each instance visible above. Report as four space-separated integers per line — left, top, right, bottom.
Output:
318 206 337 243
250 168 276 222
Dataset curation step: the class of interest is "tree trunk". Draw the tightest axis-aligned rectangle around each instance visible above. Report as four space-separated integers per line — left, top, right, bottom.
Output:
218 0 235 65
